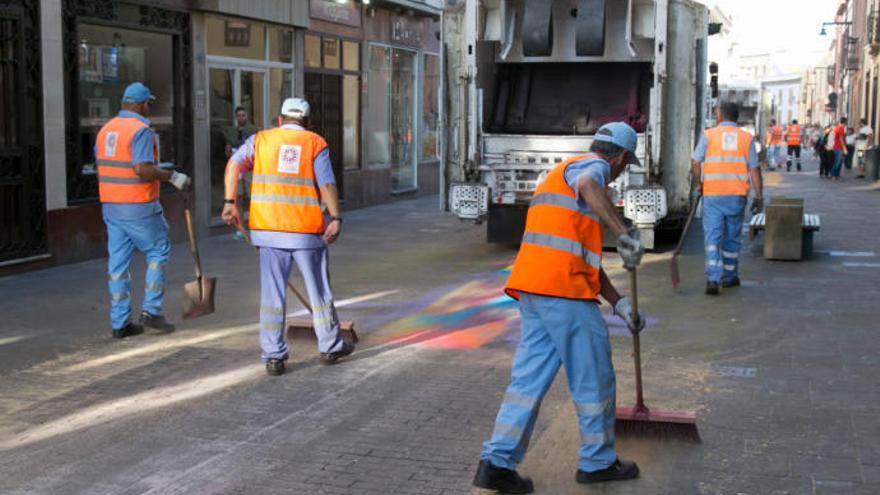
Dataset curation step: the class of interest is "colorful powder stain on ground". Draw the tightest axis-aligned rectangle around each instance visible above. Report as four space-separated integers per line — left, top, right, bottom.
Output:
378 277 520 350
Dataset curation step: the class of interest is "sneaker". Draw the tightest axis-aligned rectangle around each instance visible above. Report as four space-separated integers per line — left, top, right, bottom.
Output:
472 459 534 494
140 311 175 334
112 322 144 339
265 358 285 376
576 459 639 484
320 341 355 365
721 277 741 288
705 281 720 296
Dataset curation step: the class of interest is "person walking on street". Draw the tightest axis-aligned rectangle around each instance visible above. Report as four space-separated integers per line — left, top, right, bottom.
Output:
221 98 352 377
817 125 834 178
765 119 784 170
845 127 856 173
784 119 802 172
856 118 874 179
96 82 191 338
473 122 646 494
692 102 763 295
830 117 848 180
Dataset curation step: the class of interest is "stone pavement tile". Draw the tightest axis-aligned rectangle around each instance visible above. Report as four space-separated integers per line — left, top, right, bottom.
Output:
812 480 880 495
790 455 863 483
861 463 880 484
668 469 810 495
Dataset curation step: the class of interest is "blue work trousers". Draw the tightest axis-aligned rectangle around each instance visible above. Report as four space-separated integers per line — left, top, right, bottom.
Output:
104 212 170 329
831 150 844 177
702 195 747 283
481 294 617 473
259 246 343 361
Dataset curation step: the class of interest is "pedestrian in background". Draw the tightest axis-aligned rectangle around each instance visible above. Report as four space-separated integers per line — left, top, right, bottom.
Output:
830 117 848 180
692 102 763 295
844 126 856 172
473 122 646 493
765 119 784 170
817 125 833 178
222 98 352 376
784 119 802 172
856 118 874 179
95 82 191 338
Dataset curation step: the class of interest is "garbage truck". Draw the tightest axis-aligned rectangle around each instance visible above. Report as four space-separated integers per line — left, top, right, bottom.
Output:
444 0 713 248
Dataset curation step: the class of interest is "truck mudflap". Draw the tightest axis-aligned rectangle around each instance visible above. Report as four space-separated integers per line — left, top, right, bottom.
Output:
449 183 490 221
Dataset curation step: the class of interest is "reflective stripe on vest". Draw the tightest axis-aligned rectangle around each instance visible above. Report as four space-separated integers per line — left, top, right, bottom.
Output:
249 127 327 234
786 125 801 145
702 126 751 197
95 117 159 203
505 154 604 301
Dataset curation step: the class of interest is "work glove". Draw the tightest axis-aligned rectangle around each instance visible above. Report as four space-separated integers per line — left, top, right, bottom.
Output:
750 197 764 215
616 227 644 270
170 171 191 190
613 296 646 333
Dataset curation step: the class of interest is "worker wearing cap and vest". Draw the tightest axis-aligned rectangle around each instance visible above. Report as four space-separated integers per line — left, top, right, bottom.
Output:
765 119 784 170
473 122 647 493
692 102 763 296
96 82 191 339
785 119 802 172
222 98 352 377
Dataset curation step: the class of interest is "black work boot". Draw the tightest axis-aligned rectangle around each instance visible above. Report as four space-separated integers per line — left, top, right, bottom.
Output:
705 281 720 296
576 459 639 484
320 341 355 365
721 276 741 288
265 358 285 376
472 459 534 494
112 322 144 339
140 311 175 334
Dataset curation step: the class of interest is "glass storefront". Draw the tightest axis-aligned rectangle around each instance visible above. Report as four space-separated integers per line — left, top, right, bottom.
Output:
391 49 416 192
420 53 440 163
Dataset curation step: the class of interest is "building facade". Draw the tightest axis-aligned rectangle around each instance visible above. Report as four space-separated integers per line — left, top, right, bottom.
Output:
0 0 443 273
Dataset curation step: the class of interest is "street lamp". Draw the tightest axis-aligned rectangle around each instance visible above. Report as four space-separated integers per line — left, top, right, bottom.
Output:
819 21 852 36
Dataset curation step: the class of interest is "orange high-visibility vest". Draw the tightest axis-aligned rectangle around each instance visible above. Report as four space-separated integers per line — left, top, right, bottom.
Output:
786 125 802 146
505 154 604 301
768 125 784 145
249 127 327 234
702 125 752 197
95 117 159 203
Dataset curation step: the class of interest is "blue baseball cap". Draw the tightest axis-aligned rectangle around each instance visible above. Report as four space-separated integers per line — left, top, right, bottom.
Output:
121 82 156 104
594 122 641 166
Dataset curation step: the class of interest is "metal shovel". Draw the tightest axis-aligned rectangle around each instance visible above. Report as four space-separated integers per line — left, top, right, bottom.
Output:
182 206 216 319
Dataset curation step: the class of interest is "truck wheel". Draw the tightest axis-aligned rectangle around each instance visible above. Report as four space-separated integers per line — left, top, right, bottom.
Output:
487 205 528 244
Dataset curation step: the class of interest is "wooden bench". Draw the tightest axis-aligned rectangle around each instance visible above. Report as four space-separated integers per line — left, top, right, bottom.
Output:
749 213 820 259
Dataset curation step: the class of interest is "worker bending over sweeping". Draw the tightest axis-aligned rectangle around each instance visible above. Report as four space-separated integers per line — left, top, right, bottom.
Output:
692 102 763 295
473 122 646 494
222 98 352 376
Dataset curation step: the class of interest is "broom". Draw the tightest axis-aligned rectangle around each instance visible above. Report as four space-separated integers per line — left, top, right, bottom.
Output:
670 193 701 291
615 267 700 442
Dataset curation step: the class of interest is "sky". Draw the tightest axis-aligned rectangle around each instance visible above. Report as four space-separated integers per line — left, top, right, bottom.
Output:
698 0 841 66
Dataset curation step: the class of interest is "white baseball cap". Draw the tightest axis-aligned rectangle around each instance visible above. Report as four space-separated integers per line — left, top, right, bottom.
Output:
281 98 310 118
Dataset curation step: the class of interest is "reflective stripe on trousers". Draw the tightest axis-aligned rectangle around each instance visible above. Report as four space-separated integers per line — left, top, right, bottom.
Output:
258 246 343 361
480 294 617 473
104 211 170 329
702 195 746 283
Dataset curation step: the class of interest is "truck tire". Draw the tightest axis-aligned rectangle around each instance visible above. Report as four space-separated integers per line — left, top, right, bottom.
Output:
487 204 528 244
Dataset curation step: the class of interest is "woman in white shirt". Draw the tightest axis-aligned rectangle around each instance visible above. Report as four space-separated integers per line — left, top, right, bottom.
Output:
856 118 874 178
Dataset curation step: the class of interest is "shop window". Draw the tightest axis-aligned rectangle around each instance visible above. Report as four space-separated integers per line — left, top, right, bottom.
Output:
269 68 293 120
268 27 293 63
207 16 265 60
366 45 392 168
77 23 175 166
323 37 341 70
420 53 440 162
343 40 359 72
343 74 360 170
391 49 417 191
305 34 321 68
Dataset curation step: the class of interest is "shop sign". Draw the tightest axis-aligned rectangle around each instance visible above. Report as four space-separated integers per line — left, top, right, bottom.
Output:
311 0 361 27
225 20 250 47
391 14 425 48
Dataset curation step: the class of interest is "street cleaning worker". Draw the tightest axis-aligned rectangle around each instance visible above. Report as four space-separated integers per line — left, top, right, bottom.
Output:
765 119 784 170
785 119 802 172
692 102 763 296
221 98 352 377
473 122 646 494
96 82 191 339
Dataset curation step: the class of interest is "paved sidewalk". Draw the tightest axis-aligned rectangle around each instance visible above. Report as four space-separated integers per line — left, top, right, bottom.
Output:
0 156 879 495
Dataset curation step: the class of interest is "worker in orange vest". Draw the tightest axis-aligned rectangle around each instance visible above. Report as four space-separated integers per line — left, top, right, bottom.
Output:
765 119 784 170
474 122 645 493
96 82 191 339
785 119 803 172
692 102 763 295
221 98 351 376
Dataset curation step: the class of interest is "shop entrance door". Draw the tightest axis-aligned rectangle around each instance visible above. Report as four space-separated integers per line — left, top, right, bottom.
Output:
208 66 265 219
391 49 416 192
0 4 46 263
304 72 344 199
